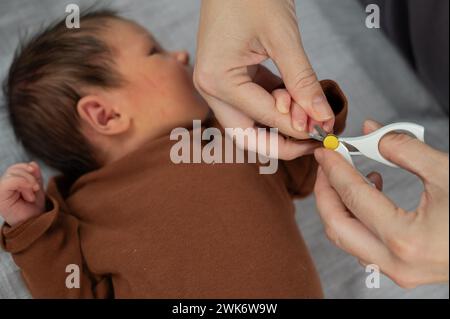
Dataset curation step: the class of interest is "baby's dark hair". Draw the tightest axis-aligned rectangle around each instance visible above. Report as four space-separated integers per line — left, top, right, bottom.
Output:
3 9 125 181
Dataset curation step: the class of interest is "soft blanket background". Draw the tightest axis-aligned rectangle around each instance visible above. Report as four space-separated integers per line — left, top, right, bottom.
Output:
0 0 448 298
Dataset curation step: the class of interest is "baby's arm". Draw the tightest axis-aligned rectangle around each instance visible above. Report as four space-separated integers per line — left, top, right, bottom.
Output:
0 162 110 298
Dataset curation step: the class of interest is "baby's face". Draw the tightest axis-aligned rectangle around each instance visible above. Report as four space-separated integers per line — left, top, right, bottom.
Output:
104 19 209 139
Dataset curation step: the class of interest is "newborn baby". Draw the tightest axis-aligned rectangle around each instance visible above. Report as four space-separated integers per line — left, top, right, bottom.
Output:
0 10 347 298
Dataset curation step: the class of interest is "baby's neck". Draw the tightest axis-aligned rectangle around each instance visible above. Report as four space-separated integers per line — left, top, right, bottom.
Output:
102 113 214 166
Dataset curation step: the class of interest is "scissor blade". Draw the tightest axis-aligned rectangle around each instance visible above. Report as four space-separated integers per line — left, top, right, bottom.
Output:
309 133 324 142
314 125 328 138
341 141 359 153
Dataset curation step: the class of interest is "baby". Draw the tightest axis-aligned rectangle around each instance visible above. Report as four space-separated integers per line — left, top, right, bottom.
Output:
0 10 347 298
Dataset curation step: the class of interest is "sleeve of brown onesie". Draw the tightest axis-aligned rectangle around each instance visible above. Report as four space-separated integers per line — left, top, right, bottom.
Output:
0 181 112 299
282 79 349 198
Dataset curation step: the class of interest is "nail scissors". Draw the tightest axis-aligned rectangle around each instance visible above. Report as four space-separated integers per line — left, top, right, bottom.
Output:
309 122 426 168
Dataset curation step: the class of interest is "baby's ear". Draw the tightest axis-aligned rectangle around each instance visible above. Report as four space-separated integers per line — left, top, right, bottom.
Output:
77 95 130 136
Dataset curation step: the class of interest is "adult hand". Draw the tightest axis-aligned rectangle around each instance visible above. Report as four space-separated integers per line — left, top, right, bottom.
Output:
194 0 335 160
314 120 449 288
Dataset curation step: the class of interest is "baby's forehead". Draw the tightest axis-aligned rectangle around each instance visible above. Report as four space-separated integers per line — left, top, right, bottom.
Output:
101 18 157 50
110 18 154 40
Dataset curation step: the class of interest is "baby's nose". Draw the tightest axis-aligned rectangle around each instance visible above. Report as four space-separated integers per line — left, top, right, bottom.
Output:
172 51 190 65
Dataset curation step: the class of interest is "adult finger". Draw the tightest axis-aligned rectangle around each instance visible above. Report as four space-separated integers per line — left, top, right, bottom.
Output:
314 148 401 241
367 120 445 183
291 102 308 132
267 32 334 123
315 168 396 269
205 95 316 160
220 76 311 140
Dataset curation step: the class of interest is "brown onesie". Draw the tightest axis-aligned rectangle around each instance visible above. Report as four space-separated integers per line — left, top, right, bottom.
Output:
1 80 348 299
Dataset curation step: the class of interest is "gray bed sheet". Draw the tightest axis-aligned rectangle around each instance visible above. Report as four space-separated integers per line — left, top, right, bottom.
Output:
0 0 448 298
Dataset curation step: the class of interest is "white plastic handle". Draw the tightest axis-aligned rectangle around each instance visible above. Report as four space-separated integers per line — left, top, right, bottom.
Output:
339 122 425 168
335 143 355 166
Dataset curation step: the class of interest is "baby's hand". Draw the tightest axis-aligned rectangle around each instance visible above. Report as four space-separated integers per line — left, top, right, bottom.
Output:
272 88 333 134
0 162 45 227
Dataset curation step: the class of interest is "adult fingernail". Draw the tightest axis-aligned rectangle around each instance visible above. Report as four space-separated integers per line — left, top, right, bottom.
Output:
312 95 333 120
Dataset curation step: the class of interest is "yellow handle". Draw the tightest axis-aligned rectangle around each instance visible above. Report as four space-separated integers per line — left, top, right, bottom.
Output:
323 135 340 150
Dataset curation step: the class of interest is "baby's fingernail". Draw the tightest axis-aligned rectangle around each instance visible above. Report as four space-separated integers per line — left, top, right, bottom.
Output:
33 184 40 191
294 121 306 132
312 95 333 120
323 122 334 132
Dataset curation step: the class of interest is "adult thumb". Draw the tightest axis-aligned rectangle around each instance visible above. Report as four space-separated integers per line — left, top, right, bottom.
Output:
364 120 443 182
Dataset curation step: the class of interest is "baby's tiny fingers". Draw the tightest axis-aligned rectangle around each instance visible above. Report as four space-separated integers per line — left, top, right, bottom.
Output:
272 89 291 114
2 175 35 193
18 187 36 203
6 169 39 190
291 102 308 132
9 162 40 179
4 163 31 179
323 118 335 133
28 162 43 183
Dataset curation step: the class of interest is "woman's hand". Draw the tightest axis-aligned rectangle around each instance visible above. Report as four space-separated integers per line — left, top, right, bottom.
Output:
314 120 449 288
194 0 335 160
